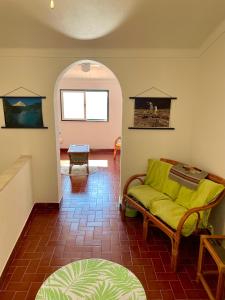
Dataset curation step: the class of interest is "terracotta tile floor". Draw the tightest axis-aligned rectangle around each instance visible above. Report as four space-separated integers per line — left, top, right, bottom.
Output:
0 151 216 299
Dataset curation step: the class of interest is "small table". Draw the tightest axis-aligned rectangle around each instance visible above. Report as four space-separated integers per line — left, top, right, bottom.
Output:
35 258 146 299
68 144 90 174
196 235 225 300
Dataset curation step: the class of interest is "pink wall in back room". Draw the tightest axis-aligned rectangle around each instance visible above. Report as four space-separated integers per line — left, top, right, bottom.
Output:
57 77 122 149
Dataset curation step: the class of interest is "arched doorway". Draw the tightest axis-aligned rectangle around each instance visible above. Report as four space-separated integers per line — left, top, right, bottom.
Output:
54 60 123 202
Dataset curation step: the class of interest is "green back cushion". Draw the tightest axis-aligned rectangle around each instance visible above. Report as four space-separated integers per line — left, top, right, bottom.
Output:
175 186 194 208
176 179 224 209
163 176 181 200
144 159 181 199
144 159 167 191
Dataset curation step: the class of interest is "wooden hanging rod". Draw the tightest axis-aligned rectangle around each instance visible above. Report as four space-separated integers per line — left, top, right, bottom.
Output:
128 127 175 130
0 96 46 99
129 96 177 100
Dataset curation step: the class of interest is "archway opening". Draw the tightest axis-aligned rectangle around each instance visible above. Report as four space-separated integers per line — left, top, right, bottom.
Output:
54 60 123 203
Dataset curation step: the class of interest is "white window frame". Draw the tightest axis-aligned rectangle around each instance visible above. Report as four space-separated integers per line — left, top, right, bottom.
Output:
60 89 109 122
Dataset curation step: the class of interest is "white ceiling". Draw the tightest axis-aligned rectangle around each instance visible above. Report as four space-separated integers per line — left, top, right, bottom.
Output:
63 62 116 80
0 0 225 48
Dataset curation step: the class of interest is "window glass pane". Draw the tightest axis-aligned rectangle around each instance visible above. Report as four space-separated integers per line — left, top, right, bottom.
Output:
62 91 84 120
86 91 108 121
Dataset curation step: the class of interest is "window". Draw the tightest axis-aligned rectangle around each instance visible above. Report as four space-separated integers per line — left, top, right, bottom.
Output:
61 90 109 121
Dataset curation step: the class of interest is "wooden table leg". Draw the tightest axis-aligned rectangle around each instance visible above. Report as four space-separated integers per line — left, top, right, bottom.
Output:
216 269 225 300
87 154 89 174
196 236 225 300
196 237 205 282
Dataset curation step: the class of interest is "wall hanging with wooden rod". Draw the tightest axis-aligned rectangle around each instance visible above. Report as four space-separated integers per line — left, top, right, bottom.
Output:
128 86 177 130
0 87 48 129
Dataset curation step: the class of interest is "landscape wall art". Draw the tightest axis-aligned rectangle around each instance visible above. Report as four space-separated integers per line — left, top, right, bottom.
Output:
133 97 172 128
2 96 44 128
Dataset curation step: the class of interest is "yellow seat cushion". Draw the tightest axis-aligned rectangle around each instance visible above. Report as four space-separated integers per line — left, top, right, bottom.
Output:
151 199 198 236
128 185 171 210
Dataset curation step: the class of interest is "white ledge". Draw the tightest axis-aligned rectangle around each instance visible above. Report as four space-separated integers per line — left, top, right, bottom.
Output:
0 156 32 192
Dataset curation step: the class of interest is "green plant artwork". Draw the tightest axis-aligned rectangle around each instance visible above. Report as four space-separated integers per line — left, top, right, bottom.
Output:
35 259 146 300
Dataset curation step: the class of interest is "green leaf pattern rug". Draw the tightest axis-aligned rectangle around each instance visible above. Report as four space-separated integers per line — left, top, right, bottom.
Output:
36 259 146 300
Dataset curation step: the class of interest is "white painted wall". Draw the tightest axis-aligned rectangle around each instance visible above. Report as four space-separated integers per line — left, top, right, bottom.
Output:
0 156 33 276
121 58 198 179
58 77 122 149
0 48 198 205
191 33 225 233
0 53 62 203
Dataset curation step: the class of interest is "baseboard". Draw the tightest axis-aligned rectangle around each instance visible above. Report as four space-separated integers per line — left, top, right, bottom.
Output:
60 148 113 153
90 149 113 153
0 202 60 288
33 202 61 210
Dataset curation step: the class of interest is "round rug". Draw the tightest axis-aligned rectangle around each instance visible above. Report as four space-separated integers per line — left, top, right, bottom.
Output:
35 258 146 300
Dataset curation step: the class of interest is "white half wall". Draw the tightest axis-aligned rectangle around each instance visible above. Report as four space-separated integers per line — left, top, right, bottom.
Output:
58 77 122 149
0 156 33 276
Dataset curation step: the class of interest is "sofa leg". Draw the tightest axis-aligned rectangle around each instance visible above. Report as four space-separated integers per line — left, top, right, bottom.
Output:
120 198 126 221
171 238 180 272
143 217 149 240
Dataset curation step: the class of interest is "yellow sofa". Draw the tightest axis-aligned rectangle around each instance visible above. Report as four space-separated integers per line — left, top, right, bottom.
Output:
121 158 225 271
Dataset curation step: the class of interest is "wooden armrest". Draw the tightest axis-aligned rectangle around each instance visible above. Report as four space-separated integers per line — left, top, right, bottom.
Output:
176 190 225 236
160 158 179 165
176 208 201 236
123 173 146 195
200 234 225 240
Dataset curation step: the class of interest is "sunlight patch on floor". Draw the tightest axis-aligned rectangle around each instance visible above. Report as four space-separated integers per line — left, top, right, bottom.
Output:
60 159 108 168
89 160 108 167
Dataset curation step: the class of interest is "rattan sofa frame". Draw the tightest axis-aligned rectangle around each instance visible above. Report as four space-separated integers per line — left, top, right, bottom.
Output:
121 158 225 272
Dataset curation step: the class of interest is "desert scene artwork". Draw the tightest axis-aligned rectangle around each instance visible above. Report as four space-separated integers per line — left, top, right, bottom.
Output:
133 97 171 128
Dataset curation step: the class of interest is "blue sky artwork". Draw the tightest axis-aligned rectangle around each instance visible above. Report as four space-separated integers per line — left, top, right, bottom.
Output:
6 97 42 106
3 97 44 128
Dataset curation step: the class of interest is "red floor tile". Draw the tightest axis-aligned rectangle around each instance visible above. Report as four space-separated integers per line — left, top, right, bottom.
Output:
0 291 15 300
170 280 187 299
12 291 28 300
161 290 176 300
0 151 216 299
